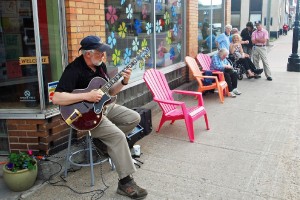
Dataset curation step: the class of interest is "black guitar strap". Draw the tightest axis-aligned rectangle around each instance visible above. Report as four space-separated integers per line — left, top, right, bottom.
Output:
99 66 110 81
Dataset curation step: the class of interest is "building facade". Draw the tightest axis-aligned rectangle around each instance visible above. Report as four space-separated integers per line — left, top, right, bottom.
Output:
0 0 229 155
231 0 291 38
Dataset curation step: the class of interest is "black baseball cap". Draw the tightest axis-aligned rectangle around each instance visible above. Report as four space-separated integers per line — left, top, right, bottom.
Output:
78 36 110 52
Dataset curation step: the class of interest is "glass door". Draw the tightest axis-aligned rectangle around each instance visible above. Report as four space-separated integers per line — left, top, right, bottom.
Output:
0 0 40 109
0 0 65 113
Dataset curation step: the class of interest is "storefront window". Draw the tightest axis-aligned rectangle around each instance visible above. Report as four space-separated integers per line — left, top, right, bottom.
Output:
155 0 184 68
231 0 241 30
0 0 40 109
198 0 224 53
104 0 153 82
104 0 184 82
0 0 63 112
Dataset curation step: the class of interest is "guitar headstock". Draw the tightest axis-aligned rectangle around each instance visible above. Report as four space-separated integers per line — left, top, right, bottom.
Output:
136 47 151 61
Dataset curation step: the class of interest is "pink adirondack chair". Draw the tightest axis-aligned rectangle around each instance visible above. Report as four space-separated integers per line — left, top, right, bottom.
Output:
143 69 209 142
196 53 224 81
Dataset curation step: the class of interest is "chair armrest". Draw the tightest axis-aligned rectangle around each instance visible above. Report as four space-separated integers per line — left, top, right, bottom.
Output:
172 90 202 96
211 71 225 81
172 90 204 106
193 75 219 82
153 97 184 106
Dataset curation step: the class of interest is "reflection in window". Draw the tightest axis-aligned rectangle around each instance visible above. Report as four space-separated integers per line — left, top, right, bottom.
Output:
250 0 262 11
231 14 241 30
231 0 241 12
198 1 224 53
104 0 184 79
0 0 63 110
155 0 184 68
0 0 40 109
104 0 153 82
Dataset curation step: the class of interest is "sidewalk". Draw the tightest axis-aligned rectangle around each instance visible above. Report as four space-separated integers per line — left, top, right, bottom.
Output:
1 30 300 200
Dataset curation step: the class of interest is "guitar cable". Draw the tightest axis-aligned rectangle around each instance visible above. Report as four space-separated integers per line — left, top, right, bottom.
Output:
35 136 110 200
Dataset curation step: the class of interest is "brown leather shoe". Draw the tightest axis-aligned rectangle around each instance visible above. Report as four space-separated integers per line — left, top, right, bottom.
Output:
117 180 148 199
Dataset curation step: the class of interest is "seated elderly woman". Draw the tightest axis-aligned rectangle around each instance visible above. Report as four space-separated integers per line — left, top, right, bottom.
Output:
229 33 263 78
211 48 241 98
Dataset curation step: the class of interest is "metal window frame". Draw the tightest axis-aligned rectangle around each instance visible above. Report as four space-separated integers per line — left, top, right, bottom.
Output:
0 0 67 119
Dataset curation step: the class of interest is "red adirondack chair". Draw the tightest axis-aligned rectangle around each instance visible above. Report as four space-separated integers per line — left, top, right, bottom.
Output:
143 69 209 142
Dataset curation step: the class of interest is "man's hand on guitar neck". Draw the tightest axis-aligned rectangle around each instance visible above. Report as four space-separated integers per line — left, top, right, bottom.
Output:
109 68 132 96
121 68 132 84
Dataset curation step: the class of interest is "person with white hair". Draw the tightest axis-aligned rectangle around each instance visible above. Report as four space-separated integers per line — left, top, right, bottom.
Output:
215 24 232 50
210 48 241 98
229 28 239 43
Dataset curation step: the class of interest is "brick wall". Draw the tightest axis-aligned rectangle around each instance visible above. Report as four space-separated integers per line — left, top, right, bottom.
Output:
186 0 199 81
7 116 70 154
225 0 231 25
186 0 198 58
65 0 106 62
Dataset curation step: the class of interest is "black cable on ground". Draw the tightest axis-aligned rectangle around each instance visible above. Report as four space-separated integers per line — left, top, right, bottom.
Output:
36 136 111 200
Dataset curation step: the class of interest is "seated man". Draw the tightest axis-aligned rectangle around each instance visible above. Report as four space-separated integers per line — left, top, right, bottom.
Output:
210 48 241 98
53 35 148 199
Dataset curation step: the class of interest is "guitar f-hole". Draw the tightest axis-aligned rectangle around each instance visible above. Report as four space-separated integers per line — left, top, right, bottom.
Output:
65 109 82 125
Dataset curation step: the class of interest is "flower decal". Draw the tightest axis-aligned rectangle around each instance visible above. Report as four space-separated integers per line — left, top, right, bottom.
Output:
136 0 142 7
177 0 182 7
177 43 182 53
169 47 175 60
164 12 170 26
160 19 165 27
139 60 145 70
118 22 127 38
146 22 152 35
134 19 142 35
166 30 172 45
173 24 178 36
141 38 148 49
171 5 177 17
112 49 121 66
106 6 118 24
126 4 133 19
123 48 132 65
156 0 162 11
156 20 162 33
132 37 139 51
108 32 116 48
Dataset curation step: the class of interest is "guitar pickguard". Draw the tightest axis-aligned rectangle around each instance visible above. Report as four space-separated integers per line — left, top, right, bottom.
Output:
94 94 111 114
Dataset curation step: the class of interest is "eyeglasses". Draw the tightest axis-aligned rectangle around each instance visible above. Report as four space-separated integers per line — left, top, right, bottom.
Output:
92 51 104 58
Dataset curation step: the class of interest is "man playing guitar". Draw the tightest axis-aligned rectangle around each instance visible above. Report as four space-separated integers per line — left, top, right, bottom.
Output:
52 35 148 199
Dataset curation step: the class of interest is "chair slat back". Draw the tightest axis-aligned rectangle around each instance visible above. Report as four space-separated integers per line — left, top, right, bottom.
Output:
185 56 202 77
196 53 212 71
143 69 177 113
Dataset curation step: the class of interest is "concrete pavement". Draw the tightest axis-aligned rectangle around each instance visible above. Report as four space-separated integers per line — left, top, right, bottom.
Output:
1 30 300 200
